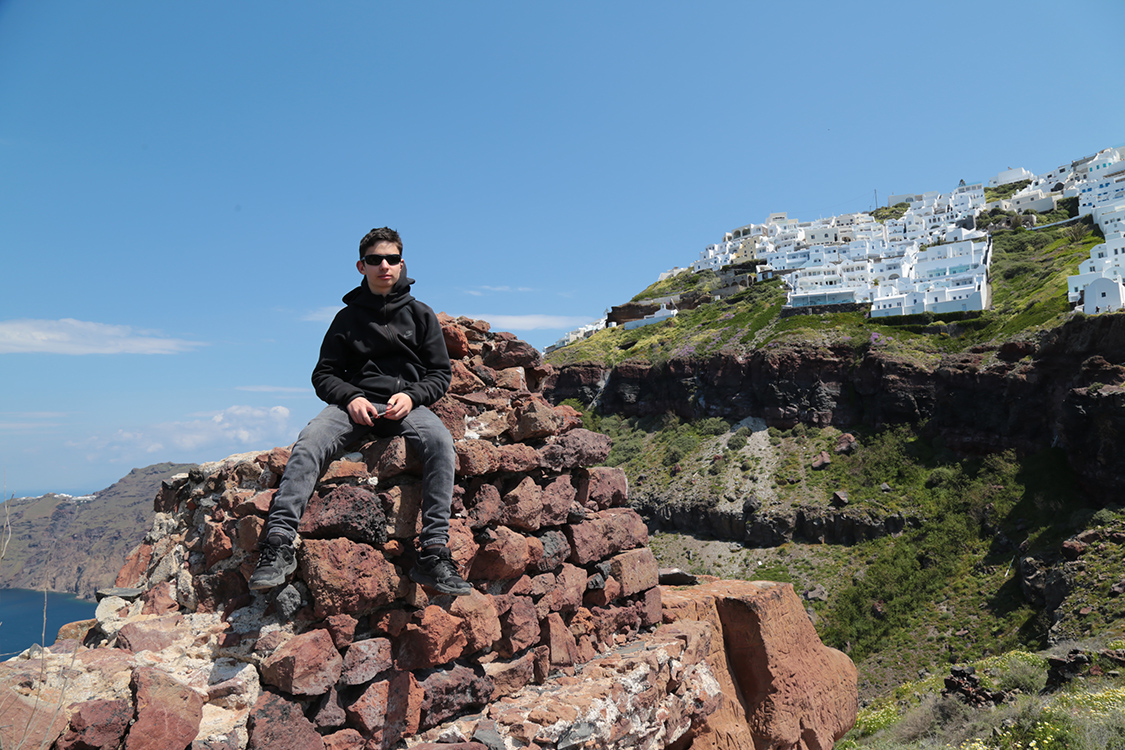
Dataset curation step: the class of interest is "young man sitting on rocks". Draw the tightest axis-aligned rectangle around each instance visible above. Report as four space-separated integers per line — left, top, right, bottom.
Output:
249 226 471 596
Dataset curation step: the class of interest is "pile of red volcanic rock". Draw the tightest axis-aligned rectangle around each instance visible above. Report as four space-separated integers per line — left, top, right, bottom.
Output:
0 317 724 750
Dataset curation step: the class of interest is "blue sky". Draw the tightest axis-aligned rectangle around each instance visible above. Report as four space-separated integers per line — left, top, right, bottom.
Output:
2 1 1123 497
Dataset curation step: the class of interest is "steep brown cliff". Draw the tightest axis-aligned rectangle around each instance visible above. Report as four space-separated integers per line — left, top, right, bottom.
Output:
544 313 1125 499
0 463 194 599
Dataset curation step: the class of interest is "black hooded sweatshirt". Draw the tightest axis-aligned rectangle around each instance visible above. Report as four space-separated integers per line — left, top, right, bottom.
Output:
311 275 451 409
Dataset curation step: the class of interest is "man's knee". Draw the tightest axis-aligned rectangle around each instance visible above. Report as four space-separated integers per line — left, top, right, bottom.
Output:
410 409 454 452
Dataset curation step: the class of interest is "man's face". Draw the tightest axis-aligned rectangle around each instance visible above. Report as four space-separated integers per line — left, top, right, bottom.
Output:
357 240 403 295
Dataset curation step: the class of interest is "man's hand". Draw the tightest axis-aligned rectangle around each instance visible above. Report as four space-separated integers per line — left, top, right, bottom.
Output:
384 392 414 421
347 396 382 426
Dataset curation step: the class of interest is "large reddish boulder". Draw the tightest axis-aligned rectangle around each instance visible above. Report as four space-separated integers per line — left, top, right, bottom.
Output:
418 664 493 730
260 629 343 696
299 485 388 546
607 548 659 597
342 637 393 685
300 537 400 617
540 475 576 526
663 580 858 750
538 429 611 471
249 691 326 750
565 508 648 564
115 543 153 588
125 667 204 750
56 699 132 750
508 400 562 442
440 315 472 359
469 526 530 580
395 606 469 670
455 439 500 476
494 443 540 473
115 613 186 653
575 467 628 510
495 595 539 657
500 477 542 532
344 671 423 747
483 338 541 370
540 612 578 668
450 590 502 654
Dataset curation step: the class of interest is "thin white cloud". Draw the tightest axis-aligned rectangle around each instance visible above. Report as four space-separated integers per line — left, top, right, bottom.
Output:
466 314 594 331
0 411 68 419
302 306 343 323
0 319 202 355
68 405 293 460
0 421 64 431
0 412 68 432
465 286 536 296
236 386 310 393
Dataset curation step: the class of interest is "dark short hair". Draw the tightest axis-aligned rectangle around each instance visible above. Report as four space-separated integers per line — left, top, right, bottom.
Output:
359 227 403 257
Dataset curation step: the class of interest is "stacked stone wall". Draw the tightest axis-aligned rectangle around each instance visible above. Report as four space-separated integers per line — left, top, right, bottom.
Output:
1 317 708 750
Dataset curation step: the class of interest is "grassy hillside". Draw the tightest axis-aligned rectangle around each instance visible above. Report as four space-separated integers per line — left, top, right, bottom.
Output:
548 214 1125 747
547 216 1101 369
620 415 1125 749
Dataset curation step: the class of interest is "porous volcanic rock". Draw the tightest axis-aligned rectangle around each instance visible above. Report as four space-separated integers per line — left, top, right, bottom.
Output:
0 318 857 750
663 579 858 750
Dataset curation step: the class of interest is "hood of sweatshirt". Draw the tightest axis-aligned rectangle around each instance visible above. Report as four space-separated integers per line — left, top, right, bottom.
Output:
341 274 417 317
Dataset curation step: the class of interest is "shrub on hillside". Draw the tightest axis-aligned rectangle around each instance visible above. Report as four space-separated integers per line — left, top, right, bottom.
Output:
697 417 729 436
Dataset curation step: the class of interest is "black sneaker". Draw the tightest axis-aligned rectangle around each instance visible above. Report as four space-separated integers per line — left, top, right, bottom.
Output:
410 547 472 596
248 539 297 590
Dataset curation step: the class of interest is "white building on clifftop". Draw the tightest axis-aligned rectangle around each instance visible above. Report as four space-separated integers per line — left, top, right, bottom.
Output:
692 183 991 316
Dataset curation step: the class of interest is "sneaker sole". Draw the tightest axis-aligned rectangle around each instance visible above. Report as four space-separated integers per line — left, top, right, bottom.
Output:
248 563 297 591
409 570 472 596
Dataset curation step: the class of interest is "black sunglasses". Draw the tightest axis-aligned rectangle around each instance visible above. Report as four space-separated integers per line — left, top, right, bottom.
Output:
362 253 402 266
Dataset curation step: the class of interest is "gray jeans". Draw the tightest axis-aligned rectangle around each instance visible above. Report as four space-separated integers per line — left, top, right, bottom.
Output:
264 403 455 549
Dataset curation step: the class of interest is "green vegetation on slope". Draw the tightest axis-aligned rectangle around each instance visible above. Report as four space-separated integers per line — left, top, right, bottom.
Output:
548 278 787 366
573 402 1112 691
984 219 1101 339
842 648 1125 750
631 268 724 302
984 179 1032 203
546 221 1104 369
871 202 910 223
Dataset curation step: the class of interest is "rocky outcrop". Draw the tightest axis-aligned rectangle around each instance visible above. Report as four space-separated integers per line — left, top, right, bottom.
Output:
637 496 917 547
663 580 858 750
544 313 1125 498
0 317 856 750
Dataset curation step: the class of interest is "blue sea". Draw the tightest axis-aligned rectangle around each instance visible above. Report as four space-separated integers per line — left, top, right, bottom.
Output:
0 589 98 660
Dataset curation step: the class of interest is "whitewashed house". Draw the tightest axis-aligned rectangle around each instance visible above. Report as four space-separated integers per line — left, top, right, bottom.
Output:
1084 276 1125 314
1067 233 1125 304
950 183 986 214
988 167 1035 188
623 303 677 330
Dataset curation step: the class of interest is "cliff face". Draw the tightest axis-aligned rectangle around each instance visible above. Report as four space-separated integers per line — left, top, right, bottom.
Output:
0 463 195 599
544 314 1125 498
0 317 856 750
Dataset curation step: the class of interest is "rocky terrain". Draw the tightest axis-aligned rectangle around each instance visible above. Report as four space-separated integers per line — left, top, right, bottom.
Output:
0 316 857 750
